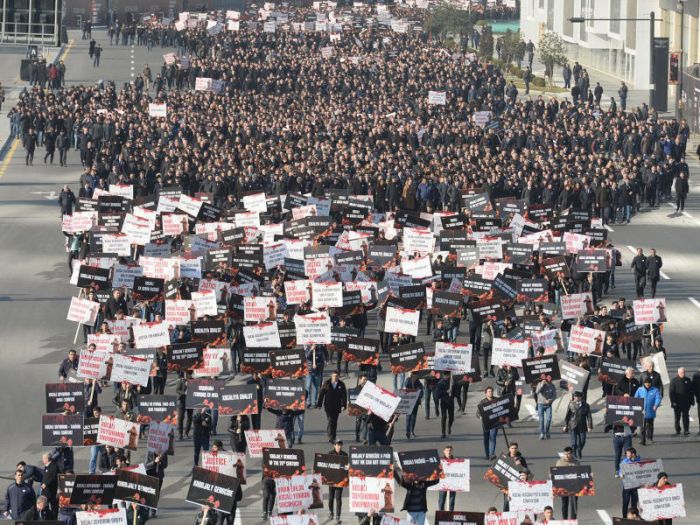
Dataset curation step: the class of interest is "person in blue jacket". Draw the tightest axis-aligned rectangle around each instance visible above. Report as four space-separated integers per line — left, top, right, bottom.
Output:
619 446 641 517
635 377 662 445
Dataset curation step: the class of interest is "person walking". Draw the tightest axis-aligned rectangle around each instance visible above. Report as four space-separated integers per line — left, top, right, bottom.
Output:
25 128 36 166
594 82 604 105
631 248 647 298
535 375 556 439
57 130 69 166
326 440 348 523
646 249 663 298
669 367 694 436
477 386 500 460
437 445 457 511
620 447 641 516
618 81 628 111
396 465 440 525
635 377 662 445
93 45 102 67
317 370 347 443
4 469 36 520
554 447 580 519
675 171 689 212
192 408 212 466
563 391 593 459
176 370 193 440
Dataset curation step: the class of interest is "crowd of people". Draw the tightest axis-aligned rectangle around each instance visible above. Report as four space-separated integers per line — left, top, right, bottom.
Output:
3 3 700 525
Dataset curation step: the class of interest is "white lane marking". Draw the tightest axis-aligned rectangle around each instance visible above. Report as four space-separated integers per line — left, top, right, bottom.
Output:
604 224 614 232
526 404 537 417
660 271 670 280
683 211 693 218
688 297 700 309
597 509 613 525
626 245 637 254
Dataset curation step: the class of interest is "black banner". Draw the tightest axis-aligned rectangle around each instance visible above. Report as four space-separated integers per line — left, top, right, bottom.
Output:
478 396 518 430
82 416 100 446
521 355 561 384
432 291 463 317
69 474 117 506
167 342 204 371
347 387 368 417
133 276 165 301
77 265 112 290
46 383 85 414
217 384 260 416
542 256 571 280
399 285 427 309
605 396 644 427
114 469 161 509
516 279 548 303
137 395 178 424
269 349 307 379
550 465 595 497
343 337 380 366
368 244 397 267
575 249 608 273
185 379 224 410
262 448 306 478
263 379 306 410
492 274 517 301
397 449 442 482
435 511 485 525
313 453 349 487
42 414 83 447
483 453 523 489
349 445 393 478
462 276 493 299
187 467 241 514
278 321 297 349
504 243 534 266
389 343 428 374
599 357 635 386
190 319 226 344
329 326 360 353
240 348 273 375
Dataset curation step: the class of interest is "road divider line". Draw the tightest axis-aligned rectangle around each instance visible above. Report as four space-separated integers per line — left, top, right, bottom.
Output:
626 245 637 254
597 509 613 525
660 271 670 280
604 224 614 232
688 297 700 309
0 139 20 179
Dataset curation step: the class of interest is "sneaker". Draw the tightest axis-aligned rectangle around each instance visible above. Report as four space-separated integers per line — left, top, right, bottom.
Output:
329 512 334 520
684 431 690 436
336 518 342 524
539 434 545 440
262 512 268 520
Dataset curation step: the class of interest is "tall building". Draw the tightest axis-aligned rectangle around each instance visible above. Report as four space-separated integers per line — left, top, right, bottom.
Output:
0 0 62 45
520 0 660 88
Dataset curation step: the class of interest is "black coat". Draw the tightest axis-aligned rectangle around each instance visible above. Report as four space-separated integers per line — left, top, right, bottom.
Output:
317 379 347 414
647 255 663 279
398 474 439 512
615 376 640 397
42 461 58 500
670 376 695 409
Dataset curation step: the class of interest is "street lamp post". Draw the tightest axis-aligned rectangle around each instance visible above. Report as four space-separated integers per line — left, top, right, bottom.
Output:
569 15 659 110
677 1 685 122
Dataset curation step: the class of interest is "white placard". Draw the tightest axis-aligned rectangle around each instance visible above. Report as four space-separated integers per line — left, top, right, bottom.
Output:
354 381 400 422
428 458 470 492
428 91 447 105
110 353 152 386
295 312 332 345
567 325 606 355
385 306 419 336
243 322 281 348
434 342 473 373
148 103 167 117
633 298 667 325
638 483 686 521
508 480 553 513
67 296 99 325
491 338 530 368
311 281 343 309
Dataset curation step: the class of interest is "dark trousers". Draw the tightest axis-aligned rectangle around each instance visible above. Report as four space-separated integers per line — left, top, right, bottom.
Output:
438 491 456 511
440 398 454 436
677 194 686 211
622 488 638 517
25 149 34 165
177 405 192 437
328 486 343 517
454 382 470 412
251 413 261 430
674 406 690 433
650 277 659 298
613 434 632 474
561 495 578 519
153 376 166 395
356 415 368 442
262 478 276 514
642 418 655 443
193 434 210 465
59 149 67 165
326 411 340 441
634 275 646 298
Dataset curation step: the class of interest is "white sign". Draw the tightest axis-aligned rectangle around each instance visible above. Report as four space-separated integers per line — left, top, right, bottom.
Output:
633 298 667 325
76 508 127 525
567 325 606 355
560 293 593 320
110 353 152 387
385 306 420 337
434 342 473 373
638 483 686 521
354 381 400 422
243 322 282 348
621 459 664 490
428 91 447 105
312 281 343 309
244 429 288 458
148 103 167 118
491 338 530 368
508 480 553 513
67 296 99 325
132 322 171 349
295 312 332 345
429 458 470 492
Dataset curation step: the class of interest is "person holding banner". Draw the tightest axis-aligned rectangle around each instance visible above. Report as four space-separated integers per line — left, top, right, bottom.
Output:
177 370 194 440
228 415 250 453
620 447 641 517
635 377 662 445
477 386 500 460
396 465 440 525
58 349 79 382
554 447 580 519
327 440 348 522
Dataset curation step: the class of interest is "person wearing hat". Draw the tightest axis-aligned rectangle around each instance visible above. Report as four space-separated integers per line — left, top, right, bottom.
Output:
563 391 592 459
326 440 348 523
635 377 662 445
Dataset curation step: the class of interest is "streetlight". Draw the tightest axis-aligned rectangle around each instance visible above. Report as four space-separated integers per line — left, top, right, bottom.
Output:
569 14 659 110
676 0 686 121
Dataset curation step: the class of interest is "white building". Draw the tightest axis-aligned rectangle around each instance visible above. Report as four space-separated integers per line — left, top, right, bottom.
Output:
520 0 661 88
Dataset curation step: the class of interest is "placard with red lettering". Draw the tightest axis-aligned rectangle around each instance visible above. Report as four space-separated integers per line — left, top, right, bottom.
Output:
491 338 529 368
507 480 553 513
97 415 140 450
638 483 686 521
349 477 395 514
295 312 332 345
567 324 606 355
276 474 323 513
67 296 100 325
245 429 288 458
560 292 594 319
354 381 400 422
633 298 667 325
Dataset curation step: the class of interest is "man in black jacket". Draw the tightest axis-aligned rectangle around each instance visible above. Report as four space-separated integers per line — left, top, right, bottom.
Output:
397 467 440 525
20 495 49 520
630 248 647 298
58 350 79 382
4 470 36 519
317 371 347 443
614 367 640 397
675 171 689 212
24 128 36 165
327 440 348 523
192 408 213 466
693 366 700 434
670 367 694 436
58 185 76 216
40 453 58 518
646 249 663 298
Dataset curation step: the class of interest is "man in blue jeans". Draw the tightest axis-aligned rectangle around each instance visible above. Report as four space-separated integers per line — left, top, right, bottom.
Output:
478 386 500 460
305 344 325 408
535 375 557 439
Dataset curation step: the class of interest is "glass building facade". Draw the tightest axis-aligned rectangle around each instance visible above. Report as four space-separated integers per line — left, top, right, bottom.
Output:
0 0 62 45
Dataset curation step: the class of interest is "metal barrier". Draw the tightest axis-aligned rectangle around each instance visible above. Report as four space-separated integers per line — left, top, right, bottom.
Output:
0 21 59 45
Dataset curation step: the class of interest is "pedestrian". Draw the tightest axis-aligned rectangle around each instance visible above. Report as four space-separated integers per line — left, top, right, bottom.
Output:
19 495 49 521
630 248 647 298
594 82 603 105
25 128 36 166
192 407 212 466
326 440 348 523
477 386 499 460
535 375 556 439
669 367 694 436
404 371 423 439
436 371 454 439
635 377 662 445
675 171 689 212
40 452 58 518
693 365 700 434
4 469 36 520
437 445 457 511
554 447 579 519
654 472 675 525
227 415 250 453
317 370 347 443
305 344 325 408
646 248 663 298
620 447 641 516
57 130 69 166
176 370 193 440
524 66 532 95
562 64 571 89
618 81 628 111
93 45 102 67
396 464 440 525
563 391 593 459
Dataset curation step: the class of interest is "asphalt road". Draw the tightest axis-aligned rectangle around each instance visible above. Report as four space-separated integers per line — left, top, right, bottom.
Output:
0 30 698 525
